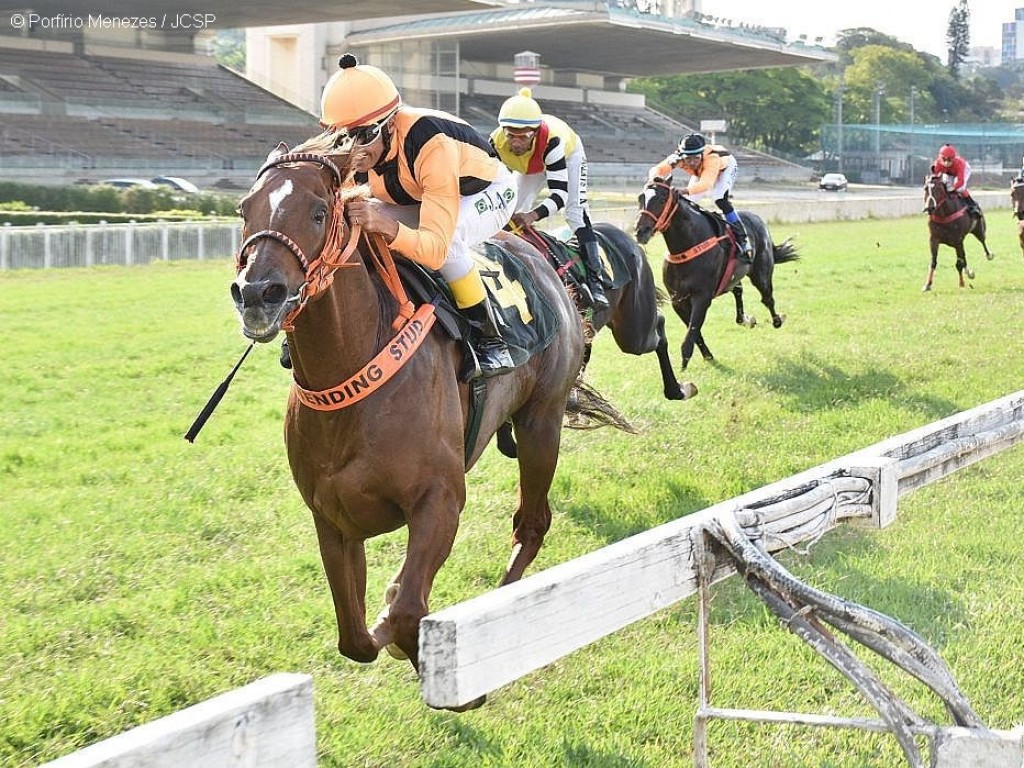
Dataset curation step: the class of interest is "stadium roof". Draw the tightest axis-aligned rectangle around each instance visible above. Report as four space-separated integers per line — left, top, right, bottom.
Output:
345 6 834 78
0 0 493 28
1 1 833 77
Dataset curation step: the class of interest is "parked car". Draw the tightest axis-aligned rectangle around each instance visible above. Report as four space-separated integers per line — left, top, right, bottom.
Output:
151 175 200 194
819 173 848 191
99 178 160 190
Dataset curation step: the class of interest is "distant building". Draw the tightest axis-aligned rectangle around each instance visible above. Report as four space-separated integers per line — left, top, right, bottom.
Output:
1001 8 1024 65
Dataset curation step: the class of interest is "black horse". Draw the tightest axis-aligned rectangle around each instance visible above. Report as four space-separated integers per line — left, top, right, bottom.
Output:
516 222 695 400
634 180 798 370
922 173 993 292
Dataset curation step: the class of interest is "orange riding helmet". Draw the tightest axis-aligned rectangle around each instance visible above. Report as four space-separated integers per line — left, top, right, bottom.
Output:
320 54 401 130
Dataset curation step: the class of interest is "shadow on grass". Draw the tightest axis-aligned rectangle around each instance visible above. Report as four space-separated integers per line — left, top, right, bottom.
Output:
753 352 959 420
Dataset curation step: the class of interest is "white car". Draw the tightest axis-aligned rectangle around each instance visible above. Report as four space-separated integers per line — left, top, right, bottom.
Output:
819 173 848 191
151 176 200 194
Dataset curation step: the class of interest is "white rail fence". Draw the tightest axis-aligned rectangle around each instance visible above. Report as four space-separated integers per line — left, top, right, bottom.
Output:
419 389 1024 766
0 221 241 269
40 674 315 768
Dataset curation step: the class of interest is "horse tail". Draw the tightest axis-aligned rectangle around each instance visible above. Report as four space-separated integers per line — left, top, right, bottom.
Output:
654 285 669 306
772 236 800 264
565 378 637 433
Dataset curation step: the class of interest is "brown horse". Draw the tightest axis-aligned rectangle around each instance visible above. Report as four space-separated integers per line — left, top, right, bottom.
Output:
922 173 993 291
230 142 617 709
1011 177 1024 258
634 180 798 370
516 223 696 401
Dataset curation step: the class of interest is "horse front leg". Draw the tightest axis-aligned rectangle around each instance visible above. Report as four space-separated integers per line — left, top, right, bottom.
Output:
654 313 696 400
923 239 939 292
312 513 378 663
683 296 713 368
376 487 462 669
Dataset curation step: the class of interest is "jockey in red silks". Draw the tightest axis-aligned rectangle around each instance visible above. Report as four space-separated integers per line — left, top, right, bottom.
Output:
930 144 982 218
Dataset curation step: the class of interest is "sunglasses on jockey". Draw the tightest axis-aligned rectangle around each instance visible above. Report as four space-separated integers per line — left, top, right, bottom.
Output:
348 120 386 146
502 126 538 140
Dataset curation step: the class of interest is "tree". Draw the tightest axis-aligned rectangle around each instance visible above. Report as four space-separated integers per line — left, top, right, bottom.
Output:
946 0 970 79
628 68 829 156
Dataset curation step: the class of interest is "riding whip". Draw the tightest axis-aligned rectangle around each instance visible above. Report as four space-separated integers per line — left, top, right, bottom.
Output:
183 340 256 443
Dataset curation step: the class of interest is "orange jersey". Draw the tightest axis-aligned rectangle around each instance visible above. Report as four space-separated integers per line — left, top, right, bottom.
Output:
354 106 502 269
648 144 730 195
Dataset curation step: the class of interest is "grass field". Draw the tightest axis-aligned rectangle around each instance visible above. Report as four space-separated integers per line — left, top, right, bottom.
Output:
2 213 1023 767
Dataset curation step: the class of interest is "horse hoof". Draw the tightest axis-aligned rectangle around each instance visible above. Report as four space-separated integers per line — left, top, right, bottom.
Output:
681 382 698 400
966 269 976 280
922 284 932 292
986 252 995 261
429 694 487 712
773 314 785 329
385 643 409 661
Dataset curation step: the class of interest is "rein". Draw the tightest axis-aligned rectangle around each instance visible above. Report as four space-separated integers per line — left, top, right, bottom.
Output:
640 181 729 264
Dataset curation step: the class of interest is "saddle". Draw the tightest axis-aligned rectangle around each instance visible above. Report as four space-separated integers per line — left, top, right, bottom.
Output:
393 241 561 370
519 228 628 303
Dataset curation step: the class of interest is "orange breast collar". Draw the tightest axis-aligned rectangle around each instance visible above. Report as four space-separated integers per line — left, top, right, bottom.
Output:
292 303 437 411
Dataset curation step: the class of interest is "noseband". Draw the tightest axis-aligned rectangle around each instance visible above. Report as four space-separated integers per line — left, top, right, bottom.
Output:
924 176 968 225
235 152 362 331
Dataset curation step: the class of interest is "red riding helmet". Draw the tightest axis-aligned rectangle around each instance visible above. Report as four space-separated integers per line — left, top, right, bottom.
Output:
938 144 957 161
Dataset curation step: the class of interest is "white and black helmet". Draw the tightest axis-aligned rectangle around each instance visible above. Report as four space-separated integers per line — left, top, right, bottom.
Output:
678 132 707 156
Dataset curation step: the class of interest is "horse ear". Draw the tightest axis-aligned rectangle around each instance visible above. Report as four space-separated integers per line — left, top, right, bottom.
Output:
267 142 289 163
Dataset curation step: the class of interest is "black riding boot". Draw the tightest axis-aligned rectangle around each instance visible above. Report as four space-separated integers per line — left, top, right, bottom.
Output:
461 299 514 377
728 219 754 264
965 196 982 219
575 228 610 309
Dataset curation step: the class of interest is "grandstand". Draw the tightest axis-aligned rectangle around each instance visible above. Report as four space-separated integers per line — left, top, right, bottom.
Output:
0 1 827 189
0 42 320 189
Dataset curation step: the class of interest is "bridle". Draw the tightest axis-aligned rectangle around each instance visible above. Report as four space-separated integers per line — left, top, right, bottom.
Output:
235 151 413 331
637 180 728 265
637 180 679 234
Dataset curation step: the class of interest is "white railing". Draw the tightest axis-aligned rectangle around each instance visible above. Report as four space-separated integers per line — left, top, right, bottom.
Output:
0 220 241 270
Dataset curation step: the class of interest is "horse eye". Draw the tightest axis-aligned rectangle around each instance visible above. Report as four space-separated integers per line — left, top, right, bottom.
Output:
313 207 327 225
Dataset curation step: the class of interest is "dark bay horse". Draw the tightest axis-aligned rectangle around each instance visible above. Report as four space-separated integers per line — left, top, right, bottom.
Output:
634 180 799 370
922 173 993 291
516 223 696 401
1011 177 1024 258
230 143 616 709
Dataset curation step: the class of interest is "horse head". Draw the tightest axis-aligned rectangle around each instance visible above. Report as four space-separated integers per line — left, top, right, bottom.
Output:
923 173 956 216
634 179 676 245
1011 178 1024 222
231 142 354 342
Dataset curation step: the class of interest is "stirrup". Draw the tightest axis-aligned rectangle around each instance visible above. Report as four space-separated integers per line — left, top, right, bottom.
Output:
474 337 514 377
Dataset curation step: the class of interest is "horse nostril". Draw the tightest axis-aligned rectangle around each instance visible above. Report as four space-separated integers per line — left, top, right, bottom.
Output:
263 282 288 305
230 282 243 306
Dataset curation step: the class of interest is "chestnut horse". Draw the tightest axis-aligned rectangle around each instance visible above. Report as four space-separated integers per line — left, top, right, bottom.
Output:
516 223 696 401
1011 177 1024 258
230 143 617 709
922 173 993 291
634 180 798 370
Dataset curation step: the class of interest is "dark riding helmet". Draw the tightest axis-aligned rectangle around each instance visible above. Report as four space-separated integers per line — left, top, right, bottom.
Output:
678 132 707 156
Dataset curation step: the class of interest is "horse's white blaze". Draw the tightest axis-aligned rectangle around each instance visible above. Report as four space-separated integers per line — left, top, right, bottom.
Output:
642 188 657 207
269 179 293 216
